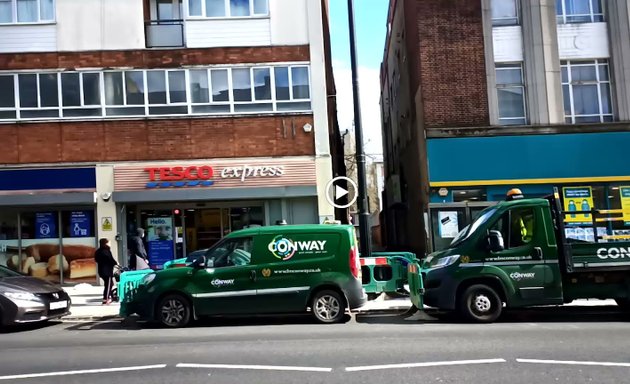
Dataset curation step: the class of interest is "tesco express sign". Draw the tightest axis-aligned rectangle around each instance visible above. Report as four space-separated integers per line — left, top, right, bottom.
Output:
144 165 284 188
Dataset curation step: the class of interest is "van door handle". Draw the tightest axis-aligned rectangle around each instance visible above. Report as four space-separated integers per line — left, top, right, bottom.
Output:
532 247 543 260
250 270 257 282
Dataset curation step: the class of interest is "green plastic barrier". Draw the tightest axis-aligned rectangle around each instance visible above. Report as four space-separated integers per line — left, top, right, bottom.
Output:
360 252 417 299
118 269 153 317
407 261 425 309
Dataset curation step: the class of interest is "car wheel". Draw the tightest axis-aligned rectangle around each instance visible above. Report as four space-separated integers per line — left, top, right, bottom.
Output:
458 284 502 323
615 298 630 311
157 294 191 328
311 290 345 324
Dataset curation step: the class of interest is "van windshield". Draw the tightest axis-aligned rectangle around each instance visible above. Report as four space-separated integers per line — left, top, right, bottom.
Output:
449 208 497 247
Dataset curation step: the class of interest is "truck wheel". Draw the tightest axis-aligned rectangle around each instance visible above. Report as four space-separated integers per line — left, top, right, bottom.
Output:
311 290 345 324
459 284 502 323
157 294 191 328
615 299 630 311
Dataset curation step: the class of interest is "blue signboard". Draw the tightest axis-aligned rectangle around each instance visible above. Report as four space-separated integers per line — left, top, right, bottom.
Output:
35 212 58 239
148 241 174 270
70 211 92 238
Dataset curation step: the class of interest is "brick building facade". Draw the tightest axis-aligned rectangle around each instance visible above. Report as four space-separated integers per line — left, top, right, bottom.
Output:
381 0 630 255
0 0 342 285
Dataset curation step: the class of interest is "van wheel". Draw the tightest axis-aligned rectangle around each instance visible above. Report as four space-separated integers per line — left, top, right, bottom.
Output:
615 299 630 311
311 290 345 324
459 284 502 323
157 294 191 328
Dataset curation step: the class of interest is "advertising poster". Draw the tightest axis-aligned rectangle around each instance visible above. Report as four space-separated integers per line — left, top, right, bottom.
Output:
35 212 58 239
147 217 174 269
70 211 92 238
438 211 459 238
563 186 594 225
620 186 630 225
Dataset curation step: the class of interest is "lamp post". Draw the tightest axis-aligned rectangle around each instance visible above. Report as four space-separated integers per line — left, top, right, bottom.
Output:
347 0 372 257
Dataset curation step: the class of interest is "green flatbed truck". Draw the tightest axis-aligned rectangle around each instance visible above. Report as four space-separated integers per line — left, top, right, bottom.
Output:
410 188 630 323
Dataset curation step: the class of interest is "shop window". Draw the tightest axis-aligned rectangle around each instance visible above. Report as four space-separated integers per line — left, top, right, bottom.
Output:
19 212 61 284
61 210 97 285
0 212 18 271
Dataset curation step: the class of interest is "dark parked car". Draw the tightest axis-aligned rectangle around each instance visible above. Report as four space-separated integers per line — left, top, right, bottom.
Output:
0 265 71 326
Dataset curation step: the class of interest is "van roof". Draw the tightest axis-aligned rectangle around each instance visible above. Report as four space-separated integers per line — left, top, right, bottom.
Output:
226 224 355 237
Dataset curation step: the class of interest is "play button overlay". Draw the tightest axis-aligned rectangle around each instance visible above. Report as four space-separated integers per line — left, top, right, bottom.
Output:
326 176 358 209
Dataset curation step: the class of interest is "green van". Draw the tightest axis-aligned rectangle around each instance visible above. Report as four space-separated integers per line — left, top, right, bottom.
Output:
123 224 367 327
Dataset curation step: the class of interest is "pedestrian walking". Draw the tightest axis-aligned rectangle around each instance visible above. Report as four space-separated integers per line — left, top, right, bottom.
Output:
128 228 149 270
94 238 118 305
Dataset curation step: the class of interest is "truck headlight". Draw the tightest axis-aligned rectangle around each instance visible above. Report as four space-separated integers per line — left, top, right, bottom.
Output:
430 255 460 269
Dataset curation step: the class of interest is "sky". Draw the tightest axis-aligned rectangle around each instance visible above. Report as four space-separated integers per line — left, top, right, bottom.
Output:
328 0 390 157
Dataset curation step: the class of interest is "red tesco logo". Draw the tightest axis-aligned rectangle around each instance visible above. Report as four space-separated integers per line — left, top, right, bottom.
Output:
145 166 214 181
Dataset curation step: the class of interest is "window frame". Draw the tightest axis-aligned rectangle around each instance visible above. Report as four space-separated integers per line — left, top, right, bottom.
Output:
0 63 312 122
204 236 253 269
561 59 613 124
495 63 528 126
491 0 520 26
0 0 55 25
556 0 604 24
187 0 268 19
490 207 537 250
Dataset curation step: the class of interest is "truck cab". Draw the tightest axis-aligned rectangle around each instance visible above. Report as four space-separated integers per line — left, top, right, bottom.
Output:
418 188 630 322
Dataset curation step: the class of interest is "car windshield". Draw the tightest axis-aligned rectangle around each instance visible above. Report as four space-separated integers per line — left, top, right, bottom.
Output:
449 208 497 247
0 265 22 278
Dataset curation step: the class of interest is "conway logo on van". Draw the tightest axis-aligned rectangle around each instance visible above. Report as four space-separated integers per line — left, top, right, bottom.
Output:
597 247 630 260
510 272 535 281
268 236 327 261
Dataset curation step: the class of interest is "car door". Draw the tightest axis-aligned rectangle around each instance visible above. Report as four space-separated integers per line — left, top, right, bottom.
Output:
190 236 257 316
484 206 551 305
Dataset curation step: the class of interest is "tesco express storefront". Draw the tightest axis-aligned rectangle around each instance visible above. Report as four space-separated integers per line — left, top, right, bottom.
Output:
112 157 321 269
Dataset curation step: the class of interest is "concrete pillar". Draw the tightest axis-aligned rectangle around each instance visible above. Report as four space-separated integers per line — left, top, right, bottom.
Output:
608 0 630 121
481 0 500 125
95 165 119 263
521 0 564 124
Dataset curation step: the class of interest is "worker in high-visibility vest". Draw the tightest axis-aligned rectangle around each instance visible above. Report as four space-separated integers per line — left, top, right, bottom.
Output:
506 188 533 245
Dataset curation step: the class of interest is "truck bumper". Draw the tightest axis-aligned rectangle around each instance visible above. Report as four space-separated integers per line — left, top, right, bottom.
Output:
422 268 458 311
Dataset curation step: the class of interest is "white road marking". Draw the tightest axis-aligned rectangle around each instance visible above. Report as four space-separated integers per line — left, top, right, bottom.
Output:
176 363 332 372
0 364 167 381
517 359 630 368
345 358 506 372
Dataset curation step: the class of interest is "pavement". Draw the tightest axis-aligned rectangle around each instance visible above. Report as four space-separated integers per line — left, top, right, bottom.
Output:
60 283 619 321
2 305 630 384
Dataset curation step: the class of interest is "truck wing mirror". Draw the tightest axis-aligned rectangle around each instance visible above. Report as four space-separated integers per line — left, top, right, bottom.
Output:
487 230 505 253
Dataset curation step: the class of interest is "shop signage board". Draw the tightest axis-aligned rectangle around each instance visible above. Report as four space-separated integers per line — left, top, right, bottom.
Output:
438 211 459 238
114 158 317 192
562 186 594 225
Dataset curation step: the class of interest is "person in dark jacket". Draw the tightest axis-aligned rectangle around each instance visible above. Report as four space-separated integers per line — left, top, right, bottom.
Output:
128 228 149 270
94 238 118 305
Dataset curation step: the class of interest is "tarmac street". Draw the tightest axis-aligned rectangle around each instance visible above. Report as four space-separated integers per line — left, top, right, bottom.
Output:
1 304 630 384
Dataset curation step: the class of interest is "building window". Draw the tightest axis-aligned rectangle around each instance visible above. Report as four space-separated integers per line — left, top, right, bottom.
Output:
556 0 604 24
0 64 311 121
187 0 268 18
561 60 613 124
496 63 527 125
0 0 54 24
491 0 519 26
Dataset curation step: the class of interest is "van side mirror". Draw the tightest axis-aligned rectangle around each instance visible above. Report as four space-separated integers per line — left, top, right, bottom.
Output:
192 256 206 269
487 230 505 252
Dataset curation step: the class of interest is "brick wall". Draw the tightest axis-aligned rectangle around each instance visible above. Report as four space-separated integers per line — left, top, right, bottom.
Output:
0 46 310 70
0 115 315 164
416 0 489 128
